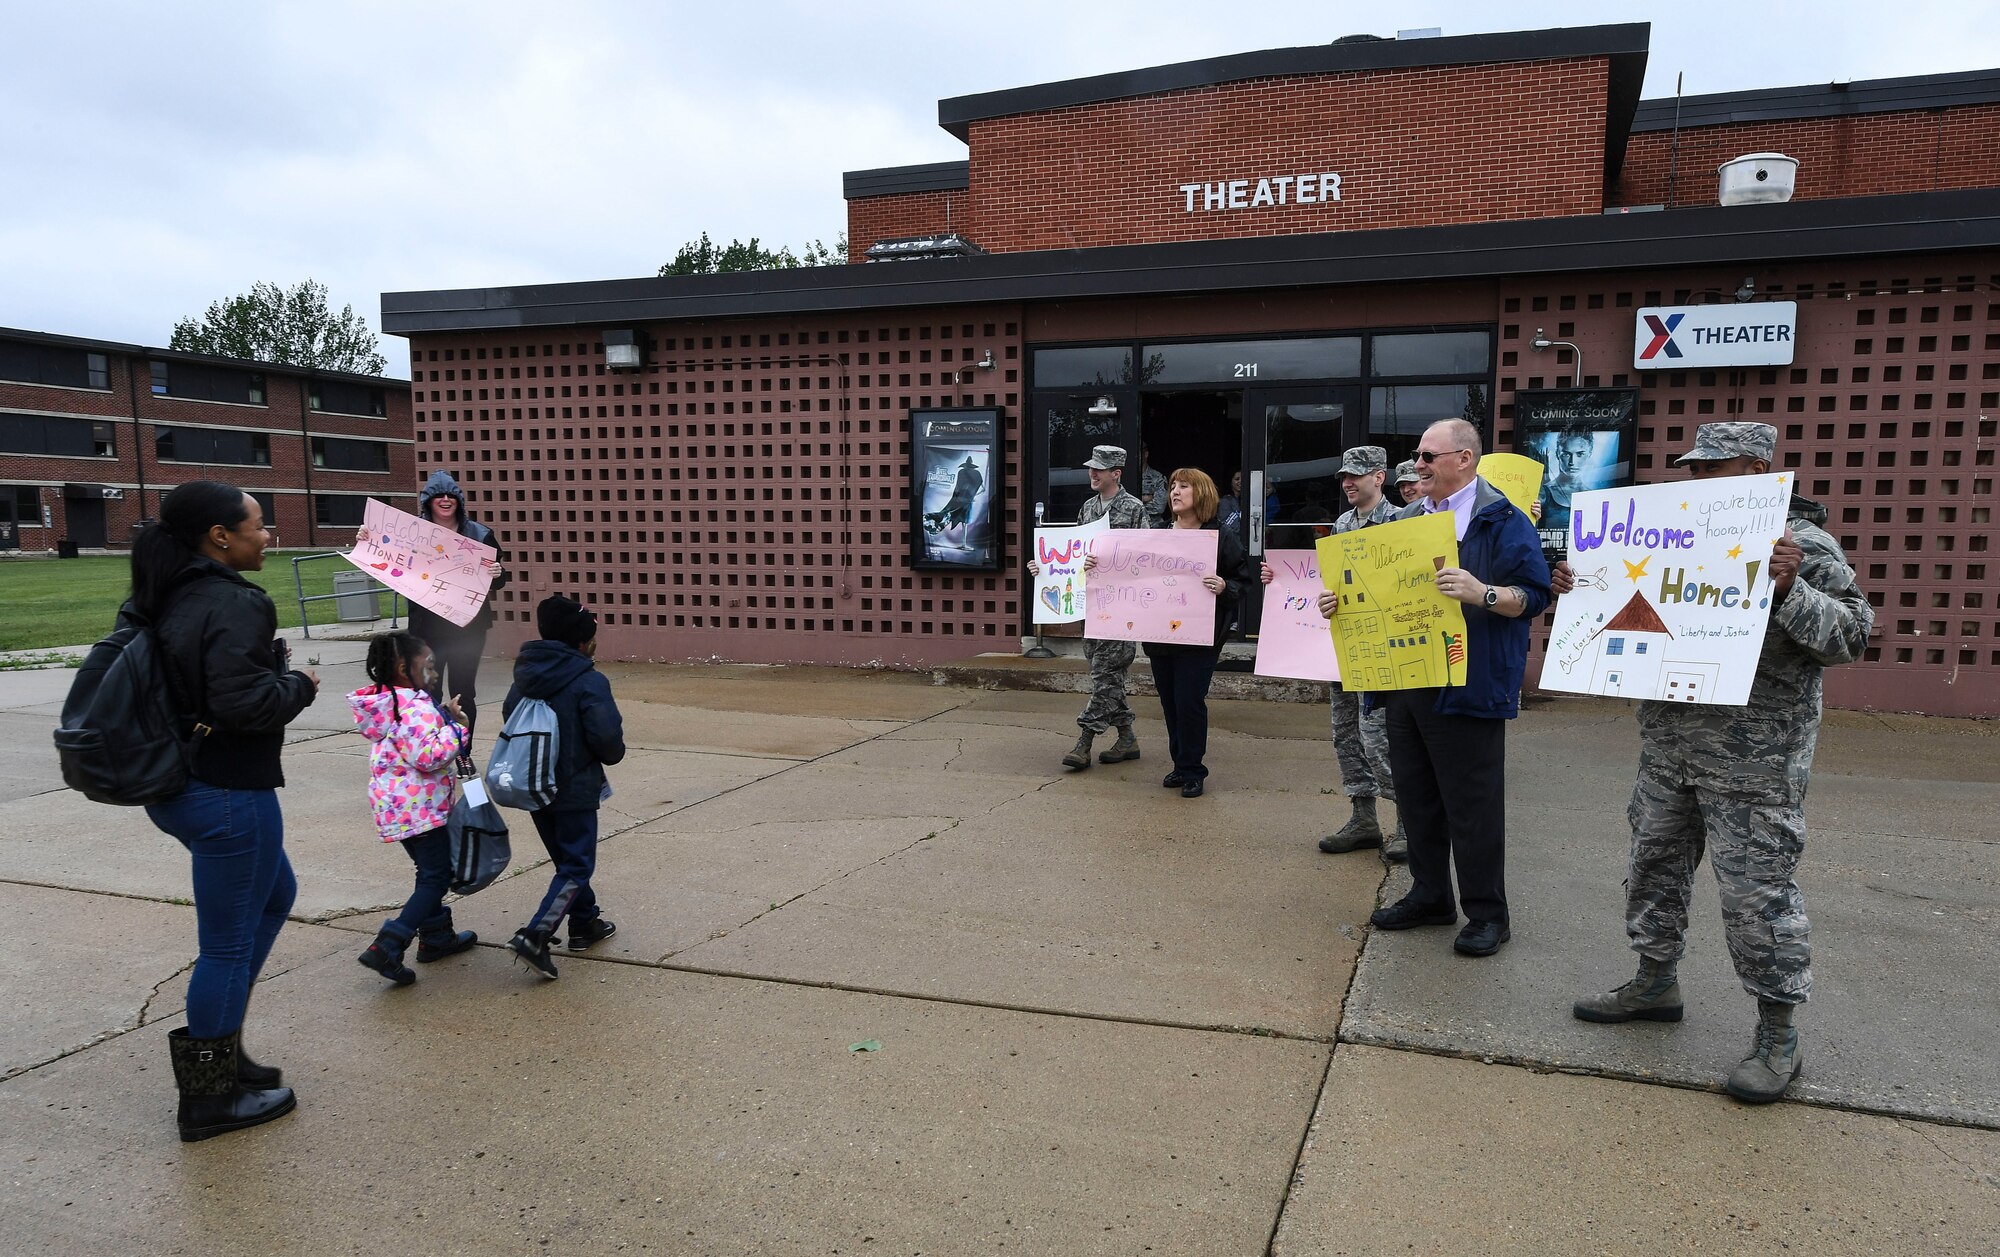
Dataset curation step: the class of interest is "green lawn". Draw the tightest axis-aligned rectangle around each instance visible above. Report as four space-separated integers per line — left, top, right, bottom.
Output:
0 552 396 651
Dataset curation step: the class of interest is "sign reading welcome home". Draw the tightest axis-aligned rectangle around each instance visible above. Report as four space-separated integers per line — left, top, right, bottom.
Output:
1633 301 1798 369
1180 172 1341 212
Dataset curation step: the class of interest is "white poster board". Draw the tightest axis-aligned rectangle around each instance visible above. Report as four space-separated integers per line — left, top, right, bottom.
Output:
344 499 497 627
1539 473 1789 707
1030 517 1107 625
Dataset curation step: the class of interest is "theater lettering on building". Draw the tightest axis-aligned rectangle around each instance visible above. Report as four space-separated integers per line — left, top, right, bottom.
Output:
384 22 2000 718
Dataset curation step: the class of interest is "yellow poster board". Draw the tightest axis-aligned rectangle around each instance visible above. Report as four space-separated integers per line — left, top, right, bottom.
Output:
1476 452 1546 520
1315 512 1469 691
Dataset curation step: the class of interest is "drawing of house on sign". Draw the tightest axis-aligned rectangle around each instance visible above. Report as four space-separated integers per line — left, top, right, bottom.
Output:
1336 564 1395 687
1585 592 1672 697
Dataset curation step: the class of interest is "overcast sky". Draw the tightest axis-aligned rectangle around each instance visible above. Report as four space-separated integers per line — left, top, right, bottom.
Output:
4 0 1996 378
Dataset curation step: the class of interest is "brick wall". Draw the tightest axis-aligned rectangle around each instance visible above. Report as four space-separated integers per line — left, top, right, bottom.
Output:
2 348 413 550
962 57 1612 253
408 310 1026 667
846 188 970 261
1612 104 2000 208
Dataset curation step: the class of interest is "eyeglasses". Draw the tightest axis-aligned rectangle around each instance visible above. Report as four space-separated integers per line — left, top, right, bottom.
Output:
1413 448 1470 463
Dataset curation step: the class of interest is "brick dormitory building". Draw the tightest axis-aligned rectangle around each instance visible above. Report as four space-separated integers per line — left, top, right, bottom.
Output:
0 328 413 552
381 21 2000 717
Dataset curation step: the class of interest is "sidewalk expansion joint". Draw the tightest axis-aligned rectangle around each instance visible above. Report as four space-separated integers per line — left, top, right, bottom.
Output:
1262 857 1396 1256
1333 1029 2000 1133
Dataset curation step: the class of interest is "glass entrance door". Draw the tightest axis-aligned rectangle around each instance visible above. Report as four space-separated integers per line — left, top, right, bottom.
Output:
1239 386 1363 636
1246 386 1364 555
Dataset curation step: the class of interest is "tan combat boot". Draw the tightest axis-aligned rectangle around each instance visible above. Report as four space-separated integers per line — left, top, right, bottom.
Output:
1061 731 1095 770
1572 956 1684 1023
1097 724 1141 763
1725 1000 1802 1103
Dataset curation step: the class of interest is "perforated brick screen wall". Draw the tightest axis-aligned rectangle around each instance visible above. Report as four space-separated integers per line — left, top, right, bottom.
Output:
1495 257 2000 717
410 310 1026 667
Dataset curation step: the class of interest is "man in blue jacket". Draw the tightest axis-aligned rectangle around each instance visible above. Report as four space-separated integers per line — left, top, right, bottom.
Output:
1322 419 1550 956
502 595 627 980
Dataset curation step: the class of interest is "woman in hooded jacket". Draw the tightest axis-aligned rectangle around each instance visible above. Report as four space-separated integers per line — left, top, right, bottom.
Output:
134 480 319 1141
365 471 508 735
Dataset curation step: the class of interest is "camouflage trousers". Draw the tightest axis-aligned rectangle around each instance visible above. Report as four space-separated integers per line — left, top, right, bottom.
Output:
1077 638 1137 734
1329 685 1394 801
1624 737 1812 1004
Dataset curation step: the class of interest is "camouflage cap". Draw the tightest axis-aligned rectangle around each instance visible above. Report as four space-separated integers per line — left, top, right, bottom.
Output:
1394 459 1419 485
1083 444 1127 470
1674 422 1777 466
1338 445 1389 477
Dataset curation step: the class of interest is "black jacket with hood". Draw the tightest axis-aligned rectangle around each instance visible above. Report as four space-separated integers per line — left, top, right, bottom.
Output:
500 640 625 812
409 470 508 635
145 556 317 789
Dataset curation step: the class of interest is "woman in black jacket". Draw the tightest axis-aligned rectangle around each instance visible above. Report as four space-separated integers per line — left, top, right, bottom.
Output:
405 471 507 734
136 481 318 1141
1140 468 1250 797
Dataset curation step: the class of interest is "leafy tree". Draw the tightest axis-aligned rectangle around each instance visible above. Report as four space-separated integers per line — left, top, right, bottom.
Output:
659 231 847 276
170 279 388 376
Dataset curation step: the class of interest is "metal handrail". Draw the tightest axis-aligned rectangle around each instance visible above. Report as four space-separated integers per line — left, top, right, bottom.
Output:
291 550 402 640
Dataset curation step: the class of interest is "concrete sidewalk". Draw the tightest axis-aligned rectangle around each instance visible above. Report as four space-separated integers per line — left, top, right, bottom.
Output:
0 654 1995 1254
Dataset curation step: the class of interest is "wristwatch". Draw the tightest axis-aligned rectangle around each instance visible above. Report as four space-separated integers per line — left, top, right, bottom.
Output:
1482 585 1500 608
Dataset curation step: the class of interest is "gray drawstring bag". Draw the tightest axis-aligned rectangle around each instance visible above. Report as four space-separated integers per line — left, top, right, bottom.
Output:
447 757 510 895
485 696 559 811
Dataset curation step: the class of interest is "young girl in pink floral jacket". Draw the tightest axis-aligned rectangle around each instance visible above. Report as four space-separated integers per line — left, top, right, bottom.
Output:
348 631 474 985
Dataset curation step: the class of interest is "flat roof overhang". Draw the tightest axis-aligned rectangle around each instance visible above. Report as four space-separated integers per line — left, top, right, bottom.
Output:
382 188 2000 337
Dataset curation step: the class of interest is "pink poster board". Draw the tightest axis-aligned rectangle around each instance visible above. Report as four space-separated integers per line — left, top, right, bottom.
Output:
1253 549 1340 682
1083 528 1219 647
343 499 497 627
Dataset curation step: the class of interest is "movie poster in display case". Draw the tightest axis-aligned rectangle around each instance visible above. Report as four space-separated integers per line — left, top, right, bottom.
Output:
909 407 1003 571
1511 388 1639 555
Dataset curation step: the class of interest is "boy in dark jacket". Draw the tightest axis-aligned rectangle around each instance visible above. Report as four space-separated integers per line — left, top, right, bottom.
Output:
503 595 626 979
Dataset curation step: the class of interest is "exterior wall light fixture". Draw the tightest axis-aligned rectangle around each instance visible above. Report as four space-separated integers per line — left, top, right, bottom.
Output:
603 328 645 371
1087 395 1119 416
1530 327 1583 386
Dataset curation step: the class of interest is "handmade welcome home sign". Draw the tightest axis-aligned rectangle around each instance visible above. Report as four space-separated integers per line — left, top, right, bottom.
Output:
1315 513 1468 691
344 499 498 627
1477 452 1546 519
1538 472 1788 706
1084 528 1218 647
1030 517 1108 625
1254 549 1340 682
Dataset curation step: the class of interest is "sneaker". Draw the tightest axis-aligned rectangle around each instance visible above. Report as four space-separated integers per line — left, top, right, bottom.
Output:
568 918 618 951
507 929 559 980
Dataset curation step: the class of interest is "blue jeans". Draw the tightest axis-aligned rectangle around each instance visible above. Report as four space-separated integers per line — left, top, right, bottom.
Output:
383 827 453 944
526 809 600 936
145 781 296 1038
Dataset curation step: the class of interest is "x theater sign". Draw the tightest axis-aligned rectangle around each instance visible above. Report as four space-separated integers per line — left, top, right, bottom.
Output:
1633 302 1799 369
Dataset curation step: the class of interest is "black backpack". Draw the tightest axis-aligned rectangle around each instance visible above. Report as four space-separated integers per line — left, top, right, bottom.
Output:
52 602 208 806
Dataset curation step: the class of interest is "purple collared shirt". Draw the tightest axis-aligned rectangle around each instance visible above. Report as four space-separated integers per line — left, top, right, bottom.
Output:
1421 479 1479 541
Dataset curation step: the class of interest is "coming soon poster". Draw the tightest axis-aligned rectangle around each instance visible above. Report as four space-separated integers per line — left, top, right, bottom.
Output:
1512 388 1638 555
910 408 1002 571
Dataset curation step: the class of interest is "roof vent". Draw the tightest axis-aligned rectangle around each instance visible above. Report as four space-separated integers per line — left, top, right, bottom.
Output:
864 233 987 263
1717 153 1798 206
1331 33 1385 44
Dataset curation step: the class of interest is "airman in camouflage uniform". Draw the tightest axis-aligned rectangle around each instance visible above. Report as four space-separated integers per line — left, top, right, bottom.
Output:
1393 458 1422 506
1027 445 1147 769
1568 422 1873 1104
1317 446 1406 860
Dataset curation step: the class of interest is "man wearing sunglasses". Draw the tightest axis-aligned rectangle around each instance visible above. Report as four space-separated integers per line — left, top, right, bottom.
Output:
1320 418 1550 957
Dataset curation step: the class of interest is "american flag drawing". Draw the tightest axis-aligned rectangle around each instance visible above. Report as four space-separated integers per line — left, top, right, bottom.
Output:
1444 631 1465 669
